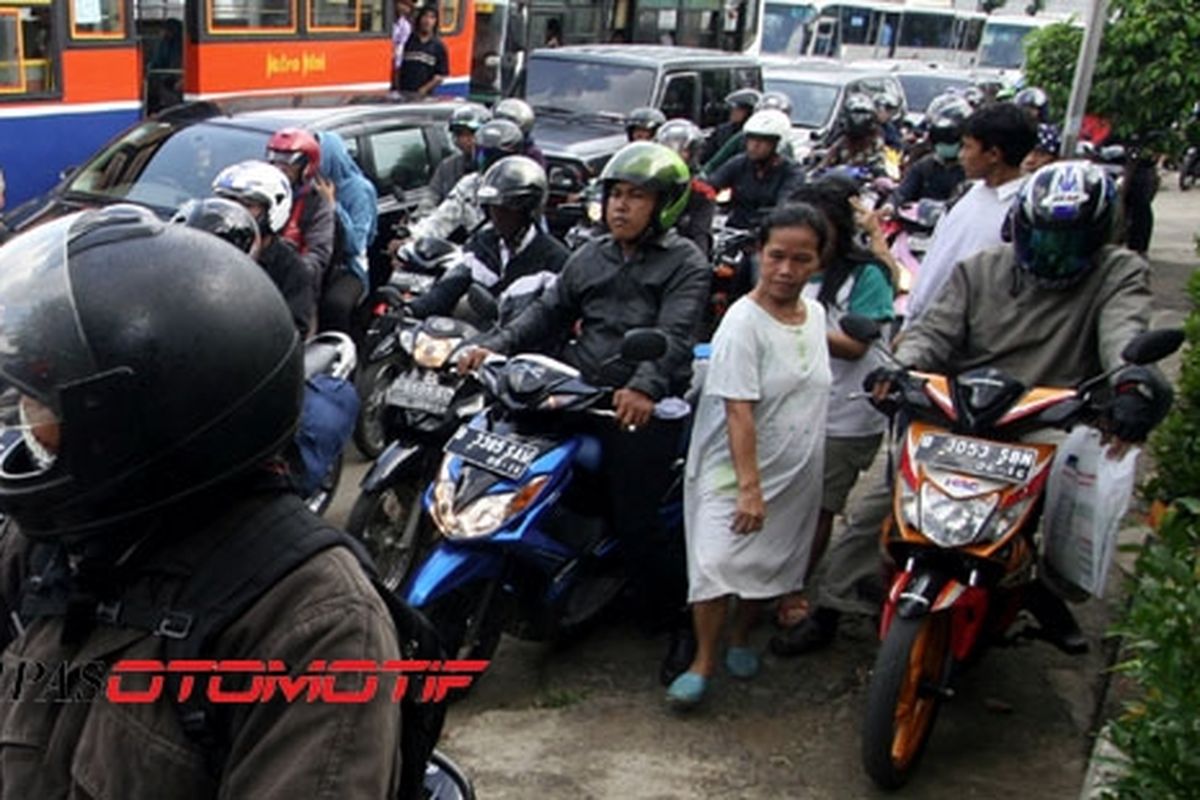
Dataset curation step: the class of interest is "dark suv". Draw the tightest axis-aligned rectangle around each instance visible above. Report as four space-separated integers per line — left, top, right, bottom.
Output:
2 93 460 272
519 45 762 231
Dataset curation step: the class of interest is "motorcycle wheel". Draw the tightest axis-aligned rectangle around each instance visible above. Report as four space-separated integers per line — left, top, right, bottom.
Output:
1180 152 1198 191
421 580 505 699
861 613 952 790
352 355 404 459
304 453 343 517
346 478 431 592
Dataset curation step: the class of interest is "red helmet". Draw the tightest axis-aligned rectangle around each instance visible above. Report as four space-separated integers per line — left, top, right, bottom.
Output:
266 128 321 182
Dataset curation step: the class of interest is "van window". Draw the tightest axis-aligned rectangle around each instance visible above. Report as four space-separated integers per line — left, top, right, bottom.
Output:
699 69 731 128
660 73 699 122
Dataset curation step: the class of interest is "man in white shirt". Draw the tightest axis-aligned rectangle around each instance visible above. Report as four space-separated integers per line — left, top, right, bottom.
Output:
904 103 1038 326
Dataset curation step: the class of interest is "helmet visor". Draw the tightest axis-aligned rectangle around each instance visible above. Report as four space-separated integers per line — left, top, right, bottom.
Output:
0 214 98 411
1021 227 1092 282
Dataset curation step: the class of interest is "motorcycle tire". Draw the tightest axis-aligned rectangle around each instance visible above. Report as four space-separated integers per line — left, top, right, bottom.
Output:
304 452 343 517
861 613 952 790
420 580 505 700
346 478 432 592
1180 151 1198 191
352 354 405 459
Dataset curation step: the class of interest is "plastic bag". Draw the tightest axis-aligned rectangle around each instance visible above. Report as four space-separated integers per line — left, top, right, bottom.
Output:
1042 426 1139 598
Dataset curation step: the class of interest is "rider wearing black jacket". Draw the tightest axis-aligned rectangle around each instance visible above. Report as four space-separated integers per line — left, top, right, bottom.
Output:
707 109 805 230
408 156 568 321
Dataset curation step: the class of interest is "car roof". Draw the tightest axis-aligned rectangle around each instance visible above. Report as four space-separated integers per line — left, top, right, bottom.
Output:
156 92 461 132
529 44 758 67
847 59 977 80
763 67 890 87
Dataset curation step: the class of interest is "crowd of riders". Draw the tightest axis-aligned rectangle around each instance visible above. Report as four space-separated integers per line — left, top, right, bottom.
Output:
0 78 1179 795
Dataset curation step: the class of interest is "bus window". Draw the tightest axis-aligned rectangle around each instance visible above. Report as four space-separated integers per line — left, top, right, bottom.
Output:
760 2 816 56
437 0 461 36
0 2 56 96
208 0 296 34
840 6 873 46
71 0 126 39
897 12 954 49
308 0 381 32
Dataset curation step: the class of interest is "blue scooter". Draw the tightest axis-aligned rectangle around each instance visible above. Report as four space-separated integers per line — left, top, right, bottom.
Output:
401 329 682 671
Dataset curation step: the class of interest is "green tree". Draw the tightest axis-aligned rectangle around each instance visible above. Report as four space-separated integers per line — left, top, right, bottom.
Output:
1023 0 1200 149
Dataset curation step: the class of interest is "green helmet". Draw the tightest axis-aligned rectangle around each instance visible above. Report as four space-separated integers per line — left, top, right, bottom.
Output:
599 142 691 234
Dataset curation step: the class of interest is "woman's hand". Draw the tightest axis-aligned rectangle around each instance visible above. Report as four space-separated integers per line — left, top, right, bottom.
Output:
732 484 765 535
314 175 336 205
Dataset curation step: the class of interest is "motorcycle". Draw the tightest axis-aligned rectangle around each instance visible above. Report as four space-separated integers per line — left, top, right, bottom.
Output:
1179 144 1199 191
883 199 946 325
400 328 681 681
347 312 486 590
707 221 757 337
295 331 359 516
843 315 1184 789
355 237 466 459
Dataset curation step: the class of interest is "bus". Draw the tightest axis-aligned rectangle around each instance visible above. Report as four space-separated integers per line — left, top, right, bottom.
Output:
975 12 1071 71
0 0 529 206
748 0 981 65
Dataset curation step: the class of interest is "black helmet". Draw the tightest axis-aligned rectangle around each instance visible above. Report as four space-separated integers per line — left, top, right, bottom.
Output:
755 90 793 116
172 197 262 257
493 98 536 138
655 118 705 162
1014 87 1049 122
843 93 878 137
600 142 691 234
477 155 548 214
626 107 667 139
1010 161 1115 289
724 88 761 112
0 205 302 540
449 102 492 134
474 118 525 171
928 97 972 145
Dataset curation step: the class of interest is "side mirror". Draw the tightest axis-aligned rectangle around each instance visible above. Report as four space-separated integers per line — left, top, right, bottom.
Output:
467 283 500 325
621 328 668 363
809 130 822 142
1121 329 1184 366
840 314 881 344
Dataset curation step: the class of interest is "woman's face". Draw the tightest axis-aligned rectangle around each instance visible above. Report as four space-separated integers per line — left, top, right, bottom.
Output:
756 224 822 304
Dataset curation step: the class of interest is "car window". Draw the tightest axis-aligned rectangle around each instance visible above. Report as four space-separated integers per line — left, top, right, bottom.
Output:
367 127 430 192
896 74 971 113
764 78 839 128
66 121 268 212
660 73 699 123
699 69 731 128
525 56 655 117
732 66 761 91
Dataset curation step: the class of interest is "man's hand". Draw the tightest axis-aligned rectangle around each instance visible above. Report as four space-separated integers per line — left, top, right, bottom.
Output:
613 388 655 431
1107 366 1175 444
732 484 765 535
863 366 903 403
456 346 494 375
314 175 336 205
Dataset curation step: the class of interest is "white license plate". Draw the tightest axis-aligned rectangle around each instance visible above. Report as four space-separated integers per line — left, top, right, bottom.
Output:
385 377 455 414
444 427 540 481
914 433 1038 483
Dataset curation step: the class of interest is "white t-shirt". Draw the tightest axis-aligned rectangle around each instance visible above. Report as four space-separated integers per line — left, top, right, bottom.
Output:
905 175 1025 326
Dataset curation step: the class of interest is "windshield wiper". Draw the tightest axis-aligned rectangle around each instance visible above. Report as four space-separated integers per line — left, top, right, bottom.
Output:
571 110 626 124
532 104 577 116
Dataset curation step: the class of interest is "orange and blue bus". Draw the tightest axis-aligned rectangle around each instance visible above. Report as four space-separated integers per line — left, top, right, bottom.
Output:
0 0 528 206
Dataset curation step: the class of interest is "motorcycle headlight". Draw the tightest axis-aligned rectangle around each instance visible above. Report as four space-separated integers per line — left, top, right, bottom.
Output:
397 328 416 356
586 199 603 224
977 493 1037 544
919 483 998 548
413 333 459 369
432 475 550 540
898 477 920 531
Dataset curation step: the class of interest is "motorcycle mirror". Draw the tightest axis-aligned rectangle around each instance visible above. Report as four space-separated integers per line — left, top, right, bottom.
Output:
467 283 500 325
1121 328 1185 366
840 314 882 344
392 185 407 205
620 328 668 363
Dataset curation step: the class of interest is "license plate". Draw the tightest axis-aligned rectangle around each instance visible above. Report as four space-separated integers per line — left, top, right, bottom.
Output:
908 234 931 253
444 427 540 481
385 376 455 415
913 433 1038 484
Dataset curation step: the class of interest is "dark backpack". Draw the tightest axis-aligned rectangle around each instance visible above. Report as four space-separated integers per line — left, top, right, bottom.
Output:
17 492 444 800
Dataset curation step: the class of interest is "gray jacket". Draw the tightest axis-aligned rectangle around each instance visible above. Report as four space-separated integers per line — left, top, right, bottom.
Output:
895 244 1152 388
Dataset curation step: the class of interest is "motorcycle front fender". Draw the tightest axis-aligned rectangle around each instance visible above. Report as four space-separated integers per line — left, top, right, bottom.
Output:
402 542 504 607
361 440 425 493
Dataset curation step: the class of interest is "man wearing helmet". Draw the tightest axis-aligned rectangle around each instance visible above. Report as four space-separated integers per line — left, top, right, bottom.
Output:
266 127 336 306
0 206 402 796
703 91 797 174
887 96 970 208
818 94 889 179
430 103 492 204
772 161 1169 659
706 109 805 231
493 98 546 168
626 107 667 142
409 156 568 321
701 87 761 167
656 118 716 257
460 142 709 661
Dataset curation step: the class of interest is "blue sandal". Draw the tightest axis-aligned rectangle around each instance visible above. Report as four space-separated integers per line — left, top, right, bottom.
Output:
725 647 760 679
665 671 708 708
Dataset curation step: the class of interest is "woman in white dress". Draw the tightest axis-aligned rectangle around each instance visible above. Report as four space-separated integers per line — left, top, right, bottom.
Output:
667 204 832 707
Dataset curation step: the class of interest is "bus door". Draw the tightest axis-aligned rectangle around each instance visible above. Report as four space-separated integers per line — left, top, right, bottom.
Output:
136 0 184 114
469 0 524 101
809 14 837 56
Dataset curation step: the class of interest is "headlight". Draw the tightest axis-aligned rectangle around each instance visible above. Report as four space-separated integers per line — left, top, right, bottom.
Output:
412 333 459 369
919 483 997 548
586 199 603 224
397 328 416 356
978 493 1037 544
432 475 549 539
898 477 919 530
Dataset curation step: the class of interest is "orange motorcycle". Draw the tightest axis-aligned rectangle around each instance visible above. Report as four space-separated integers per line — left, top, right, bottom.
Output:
847 319 1183 790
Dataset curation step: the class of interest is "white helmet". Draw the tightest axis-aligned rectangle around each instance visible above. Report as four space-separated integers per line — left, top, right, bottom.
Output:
742 109 792 141
211 160 293 234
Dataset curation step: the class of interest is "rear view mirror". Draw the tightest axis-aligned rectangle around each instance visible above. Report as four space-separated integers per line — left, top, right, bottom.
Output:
467 283 499 325
621 328 668 363
1121 329 1184 366
840 314 881 344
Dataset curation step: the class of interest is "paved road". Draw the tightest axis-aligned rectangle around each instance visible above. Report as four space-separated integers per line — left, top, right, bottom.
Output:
327 178 1197 799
